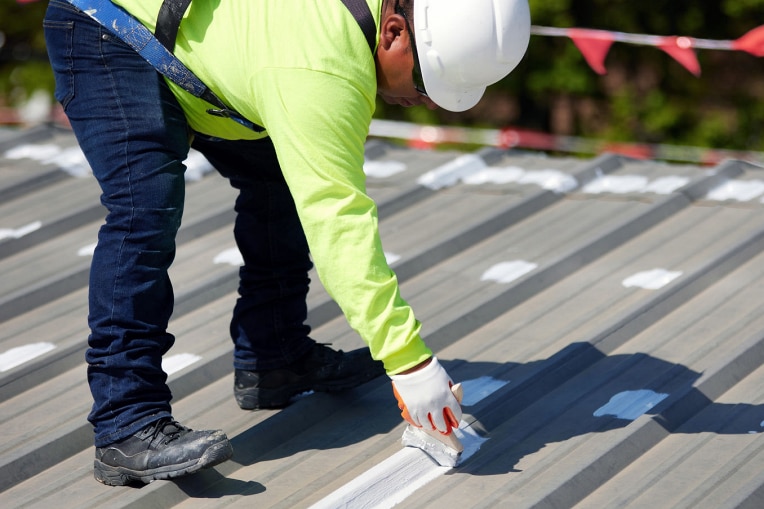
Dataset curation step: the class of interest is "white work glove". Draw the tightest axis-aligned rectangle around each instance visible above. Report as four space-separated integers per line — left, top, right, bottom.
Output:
390 357 462 434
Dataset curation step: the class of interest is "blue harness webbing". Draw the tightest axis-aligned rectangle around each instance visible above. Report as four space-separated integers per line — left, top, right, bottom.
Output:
63 0 377 133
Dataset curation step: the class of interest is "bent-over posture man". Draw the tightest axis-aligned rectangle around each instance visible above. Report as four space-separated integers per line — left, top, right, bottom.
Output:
43 0 530 485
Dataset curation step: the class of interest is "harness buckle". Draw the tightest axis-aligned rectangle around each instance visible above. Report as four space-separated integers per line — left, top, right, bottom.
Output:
206 108 232 118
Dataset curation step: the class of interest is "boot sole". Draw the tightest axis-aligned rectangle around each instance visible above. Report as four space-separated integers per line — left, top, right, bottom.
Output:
94 439 234 486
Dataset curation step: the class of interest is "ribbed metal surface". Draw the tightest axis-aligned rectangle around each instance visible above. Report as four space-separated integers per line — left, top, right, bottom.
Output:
2 125 763 509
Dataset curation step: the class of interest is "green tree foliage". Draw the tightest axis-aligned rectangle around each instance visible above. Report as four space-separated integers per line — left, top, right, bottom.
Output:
2 1 763 152
379 0 764 152
0 1 52 110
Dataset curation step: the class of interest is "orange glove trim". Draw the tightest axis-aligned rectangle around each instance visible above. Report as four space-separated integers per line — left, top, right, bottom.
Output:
392 381 419 427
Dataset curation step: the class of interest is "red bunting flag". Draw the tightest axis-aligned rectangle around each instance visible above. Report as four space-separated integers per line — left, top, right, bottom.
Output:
657 36 701 76
568 29 615 75
732 25 764 57
531 24 764 77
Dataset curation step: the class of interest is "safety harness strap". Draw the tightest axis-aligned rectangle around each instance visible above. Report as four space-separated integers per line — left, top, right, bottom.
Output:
155 0 192 52
65 0 265 132
340 0 377 54
154 0 377 54
65 0 378 133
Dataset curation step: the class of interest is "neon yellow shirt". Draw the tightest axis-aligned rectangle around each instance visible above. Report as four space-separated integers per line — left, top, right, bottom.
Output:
113 0 431 374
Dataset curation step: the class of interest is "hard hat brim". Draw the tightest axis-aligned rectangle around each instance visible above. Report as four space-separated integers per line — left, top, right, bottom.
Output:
419 60 486 112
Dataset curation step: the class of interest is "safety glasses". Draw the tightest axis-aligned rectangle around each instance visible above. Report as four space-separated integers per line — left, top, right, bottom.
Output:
394 1 428 97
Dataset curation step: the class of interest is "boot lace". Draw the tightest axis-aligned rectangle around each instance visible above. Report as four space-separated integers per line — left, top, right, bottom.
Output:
143 417 188 446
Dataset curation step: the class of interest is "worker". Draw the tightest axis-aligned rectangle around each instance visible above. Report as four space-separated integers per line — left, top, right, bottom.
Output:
43 0 530 486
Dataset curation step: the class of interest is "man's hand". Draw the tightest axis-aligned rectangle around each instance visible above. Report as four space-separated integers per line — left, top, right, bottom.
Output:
390 357 462 434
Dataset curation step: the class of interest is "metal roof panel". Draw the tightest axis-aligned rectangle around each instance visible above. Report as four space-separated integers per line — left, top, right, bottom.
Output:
2 125 763 508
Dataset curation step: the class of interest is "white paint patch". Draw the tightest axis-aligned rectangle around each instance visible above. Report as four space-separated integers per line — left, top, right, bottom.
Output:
77 242 97 257
481 260 538 284
364 160 407 178
384 252 401 265
459 376 510 406
0 342 56 372
581 174 689 195
644 176 689 194
518 169 578 193
308 423 486 509
184 149 215 182
458 166 578 193
622 269 682 290
43 146 91 177
308 376 504 509
594 390 669 420
462 166 524 185
0 220 41 241
213 247 243 266
5 143 213 181
18 90 51 124
706 179 764 202
417 154 486 190
583 175 649 194
6 143 91 177
162 353 202 375
5 143 61 161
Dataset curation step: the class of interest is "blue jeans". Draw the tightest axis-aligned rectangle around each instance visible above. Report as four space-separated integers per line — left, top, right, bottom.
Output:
44 0 314 447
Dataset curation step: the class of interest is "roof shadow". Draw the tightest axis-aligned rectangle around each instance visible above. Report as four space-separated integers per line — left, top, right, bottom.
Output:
172 341 763 496
450 342 764 476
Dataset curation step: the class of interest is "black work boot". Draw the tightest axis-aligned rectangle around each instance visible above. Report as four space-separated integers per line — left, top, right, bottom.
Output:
93 417 233 486
234 344 386 410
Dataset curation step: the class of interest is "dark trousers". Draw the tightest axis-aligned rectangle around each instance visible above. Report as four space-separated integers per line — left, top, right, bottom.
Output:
44 0 313 446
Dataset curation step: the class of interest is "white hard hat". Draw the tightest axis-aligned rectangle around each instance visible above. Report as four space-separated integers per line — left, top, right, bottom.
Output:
412 0 531 112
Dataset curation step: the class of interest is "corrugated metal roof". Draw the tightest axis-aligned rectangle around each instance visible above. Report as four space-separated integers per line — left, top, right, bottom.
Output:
2 124 764 509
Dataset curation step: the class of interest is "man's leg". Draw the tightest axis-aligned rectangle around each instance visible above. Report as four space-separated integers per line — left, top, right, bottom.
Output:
44 0 231 485
192 136 385 409
191 136 315 370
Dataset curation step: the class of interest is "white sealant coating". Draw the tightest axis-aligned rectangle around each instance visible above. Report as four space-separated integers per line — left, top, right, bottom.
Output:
162 353 202 375
582 174 649 194
213 247 244 266
644 176 690 194
309 422 487 509
417 154 486 190
459 376 510 406
384 252 401 265
451 165 578 193
183 149 215 182
0 342 56 372
594 390 669 420
622 269 682 290
462 166 525 185
308 376 503 509
6 143 91 177
364 160 407 178
43 146 91 177
0 220 41 241
5 143 61 161
481 260 538 284
706 179 764 202
6 143 210 180
517 169 578 193
77 242 97 257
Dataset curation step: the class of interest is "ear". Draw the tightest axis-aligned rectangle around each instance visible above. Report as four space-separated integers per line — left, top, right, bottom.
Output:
378 13 407 51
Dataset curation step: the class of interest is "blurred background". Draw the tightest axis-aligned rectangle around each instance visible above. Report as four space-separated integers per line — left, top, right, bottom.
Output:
1 0 763 160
